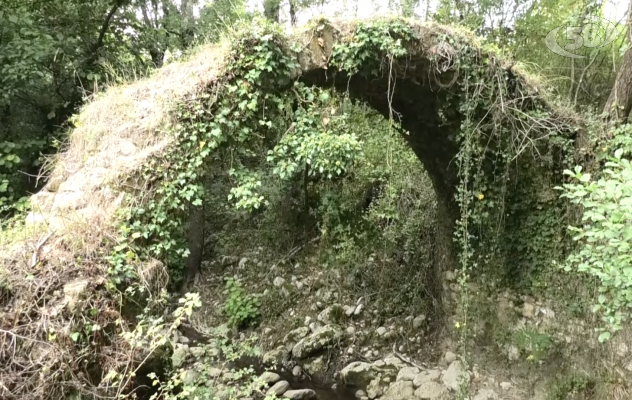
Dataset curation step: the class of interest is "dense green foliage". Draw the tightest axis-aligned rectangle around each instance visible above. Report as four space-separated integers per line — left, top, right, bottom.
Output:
6 1 632 399
558 131 632 340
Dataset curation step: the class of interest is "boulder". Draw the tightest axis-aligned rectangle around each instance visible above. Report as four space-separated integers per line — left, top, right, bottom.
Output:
381 381 414 400
303 356 325 375
414 381 448 399
366 378 384 399
340 362 374 387
182 369 199 385
267 381 290 396
263 346 289 365
283 389 316 400
412 315 426 329
292 325 342 359
473 388 499 400
284 327 310 347
63 278 91 313
441 361 469 391
273 277 286 287
318 304 344 324
413 370 441 387
171 344 189 368
396 367 420 382
444 352 457 363
259 371 281 385
341 356 405 387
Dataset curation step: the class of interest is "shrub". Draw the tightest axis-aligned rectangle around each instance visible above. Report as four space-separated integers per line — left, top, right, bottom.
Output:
224 277 259 328
558 148 632 341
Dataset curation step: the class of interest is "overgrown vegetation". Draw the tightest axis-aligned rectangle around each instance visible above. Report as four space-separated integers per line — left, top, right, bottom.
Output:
6 1 632 399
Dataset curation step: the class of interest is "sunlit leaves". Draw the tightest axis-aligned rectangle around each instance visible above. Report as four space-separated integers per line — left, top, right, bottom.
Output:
558 140 632 339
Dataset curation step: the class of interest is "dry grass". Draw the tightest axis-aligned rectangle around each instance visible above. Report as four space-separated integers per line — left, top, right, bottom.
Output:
1 38 228 400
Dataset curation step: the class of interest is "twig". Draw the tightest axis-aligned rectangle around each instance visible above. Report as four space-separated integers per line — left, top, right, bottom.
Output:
30 233 53 268
392 343 422 369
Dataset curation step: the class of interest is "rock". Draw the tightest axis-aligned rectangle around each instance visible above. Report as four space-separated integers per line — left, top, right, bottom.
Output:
354 304 364 316
414 381 448 399
341 356 405 387
376 327 387 336
292 325 342 359
282 389 316 400
473 388 498 400
182 369 199 385
303 357 325 375
413 370 441 387
190 346 205 358
355 390 367 399
445 271 456 281
442 361 468 391
341 362 375 387
222 372 236 382
366 379 384 399
64 279 91 313
396 367 420 382
412 315 426 329
347 347 354 355
444 351 457 363
259 372 281 385
380 355 408 370
505 344 520 361
273 277 286 287
263 346 289 364
318 304 343 324
179 336 190 344
171 344 189 368
267 381 290 396
522 303 536 318
52 191 87 211
207 367 222 378
346 326 356 335
214 390 229 400
239 258 248 268
344 305 356 317
617 343 629 357
500 382 512 391
283 327 310 347
381 381 414 400
292 366 302 377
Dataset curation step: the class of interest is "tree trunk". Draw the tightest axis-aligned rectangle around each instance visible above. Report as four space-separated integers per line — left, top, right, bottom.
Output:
289 0 297 26
263 0 281 23
180 202 205 294
604 0 632 124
